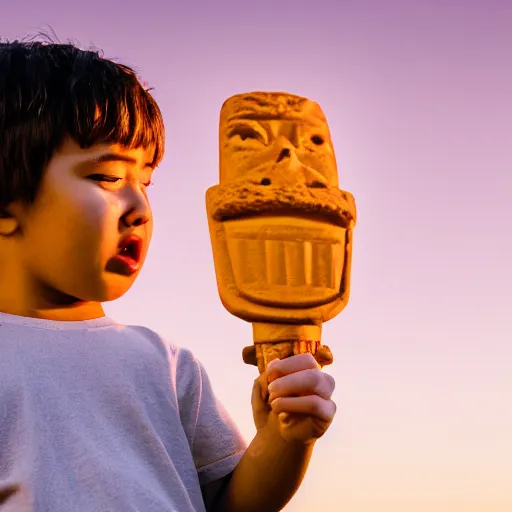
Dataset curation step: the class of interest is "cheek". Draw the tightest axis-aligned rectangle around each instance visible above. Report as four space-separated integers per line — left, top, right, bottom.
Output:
147 218 154 240
305 149 338 178
27 190 121 261
221 145 272 180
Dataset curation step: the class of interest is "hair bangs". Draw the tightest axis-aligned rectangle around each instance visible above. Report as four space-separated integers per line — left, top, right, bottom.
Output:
66 62 165 168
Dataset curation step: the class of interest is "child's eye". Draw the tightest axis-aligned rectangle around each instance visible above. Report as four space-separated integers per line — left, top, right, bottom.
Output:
88 174 122 183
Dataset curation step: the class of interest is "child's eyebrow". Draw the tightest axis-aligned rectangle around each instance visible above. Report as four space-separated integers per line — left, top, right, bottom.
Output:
92 153 153 169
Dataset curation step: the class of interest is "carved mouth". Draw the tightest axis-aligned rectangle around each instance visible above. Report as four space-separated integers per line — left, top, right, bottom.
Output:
222 215 347 308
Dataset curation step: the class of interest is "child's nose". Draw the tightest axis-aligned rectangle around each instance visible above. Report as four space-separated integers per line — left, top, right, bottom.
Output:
121 189 151 228
124 211 150 227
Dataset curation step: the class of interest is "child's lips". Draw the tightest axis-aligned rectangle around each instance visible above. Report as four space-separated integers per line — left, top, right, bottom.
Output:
106 235 143 276
106 254 140 276
117 234 143 262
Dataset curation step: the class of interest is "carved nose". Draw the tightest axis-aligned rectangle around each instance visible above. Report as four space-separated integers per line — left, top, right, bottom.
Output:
276 148 291 163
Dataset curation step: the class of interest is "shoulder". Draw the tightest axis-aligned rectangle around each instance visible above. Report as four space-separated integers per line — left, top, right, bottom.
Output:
123 324 178 352
121 324 201 373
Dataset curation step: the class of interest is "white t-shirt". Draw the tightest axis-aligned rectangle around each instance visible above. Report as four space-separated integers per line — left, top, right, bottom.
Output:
0 312 247 511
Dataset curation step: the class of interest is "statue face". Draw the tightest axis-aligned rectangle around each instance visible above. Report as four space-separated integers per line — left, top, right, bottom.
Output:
219 92 339 188
206 92 356 326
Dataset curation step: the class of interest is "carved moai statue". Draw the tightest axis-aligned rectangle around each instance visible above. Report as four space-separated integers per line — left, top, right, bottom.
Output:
206 92 357 374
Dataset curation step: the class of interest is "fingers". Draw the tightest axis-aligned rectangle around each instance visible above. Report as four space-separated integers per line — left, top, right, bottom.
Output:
268 368 335 402
271 395 337 423
267 353 321 384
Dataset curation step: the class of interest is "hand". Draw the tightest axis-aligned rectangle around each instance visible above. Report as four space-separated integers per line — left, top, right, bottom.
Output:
251 353 337 445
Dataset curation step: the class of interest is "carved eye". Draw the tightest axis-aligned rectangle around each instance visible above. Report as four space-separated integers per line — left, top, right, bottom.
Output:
229 124 267 144
311 135 324 145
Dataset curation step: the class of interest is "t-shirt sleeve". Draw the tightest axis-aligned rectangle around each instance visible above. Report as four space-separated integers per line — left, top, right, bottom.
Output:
175 347 247 486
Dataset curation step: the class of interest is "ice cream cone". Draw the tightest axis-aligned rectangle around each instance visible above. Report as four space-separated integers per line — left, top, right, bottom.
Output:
206 92 356 373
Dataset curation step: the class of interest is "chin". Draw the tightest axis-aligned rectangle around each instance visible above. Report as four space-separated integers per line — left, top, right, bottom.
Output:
101 280 137 302
96 289 129 303
73 274 138 303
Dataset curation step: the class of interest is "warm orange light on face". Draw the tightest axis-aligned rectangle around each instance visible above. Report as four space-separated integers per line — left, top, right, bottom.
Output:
0 140 155 320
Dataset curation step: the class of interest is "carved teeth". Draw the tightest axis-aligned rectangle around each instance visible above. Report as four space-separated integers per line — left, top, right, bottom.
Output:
228 238 342 289
222 215 346 306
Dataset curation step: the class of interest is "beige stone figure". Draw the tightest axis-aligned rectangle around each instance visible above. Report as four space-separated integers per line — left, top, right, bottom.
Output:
206 92 357 374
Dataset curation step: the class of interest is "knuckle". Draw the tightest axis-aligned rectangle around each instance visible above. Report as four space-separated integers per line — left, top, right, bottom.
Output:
325 373 336 392
300 352 317 368
311 370 323 389
307 369 324 394
306 352 316 364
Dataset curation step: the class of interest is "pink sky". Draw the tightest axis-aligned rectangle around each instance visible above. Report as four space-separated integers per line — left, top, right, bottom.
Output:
2 1 511 510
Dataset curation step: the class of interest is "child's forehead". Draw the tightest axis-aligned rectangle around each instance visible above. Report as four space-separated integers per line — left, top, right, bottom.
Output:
56 139 157 169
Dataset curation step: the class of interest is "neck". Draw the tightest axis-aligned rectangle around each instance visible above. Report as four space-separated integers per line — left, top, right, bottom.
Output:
0 302 106 322
0 257 105 322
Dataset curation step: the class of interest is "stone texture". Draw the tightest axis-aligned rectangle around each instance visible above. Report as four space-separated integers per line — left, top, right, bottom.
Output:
206 91 357 373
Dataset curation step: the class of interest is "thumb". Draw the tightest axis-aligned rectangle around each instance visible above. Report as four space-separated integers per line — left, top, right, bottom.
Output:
251 370 270 409
251 371 272 430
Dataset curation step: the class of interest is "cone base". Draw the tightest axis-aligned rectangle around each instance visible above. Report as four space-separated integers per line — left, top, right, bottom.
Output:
242 340 333 374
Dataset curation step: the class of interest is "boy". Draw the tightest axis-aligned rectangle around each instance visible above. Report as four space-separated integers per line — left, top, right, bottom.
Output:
0 40 337 512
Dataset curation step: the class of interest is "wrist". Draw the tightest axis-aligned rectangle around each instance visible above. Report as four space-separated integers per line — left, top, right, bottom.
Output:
256 421 317 454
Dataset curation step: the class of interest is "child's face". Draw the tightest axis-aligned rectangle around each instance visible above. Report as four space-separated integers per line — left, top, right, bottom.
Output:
13 138 156 304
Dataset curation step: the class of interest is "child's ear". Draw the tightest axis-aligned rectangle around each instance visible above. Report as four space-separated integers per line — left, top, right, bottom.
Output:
0 204 20 236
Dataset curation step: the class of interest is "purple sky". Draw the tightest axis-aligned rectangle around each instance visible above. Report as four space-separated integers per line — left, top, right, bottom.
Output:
2 1 511 510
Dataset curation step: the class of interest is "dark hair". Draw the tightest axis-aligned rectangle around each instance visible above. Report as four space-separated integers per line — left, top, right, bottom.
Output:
0 39 165 209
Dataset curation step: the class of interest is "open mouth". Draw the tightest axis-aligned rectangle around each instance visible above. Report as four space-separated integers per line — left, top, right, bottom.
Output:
221 214 347 307
117 236 142 263
106 235 143 276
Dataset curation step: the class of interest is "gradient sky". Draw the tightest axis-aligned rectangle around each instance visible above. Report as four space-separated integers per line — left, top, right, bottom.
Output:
2 1 511 510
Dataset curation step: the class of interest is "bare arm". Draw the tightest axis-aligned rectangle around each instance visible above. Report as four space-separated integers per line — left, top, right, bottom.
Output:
210 424 315 512
211 353 336 512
